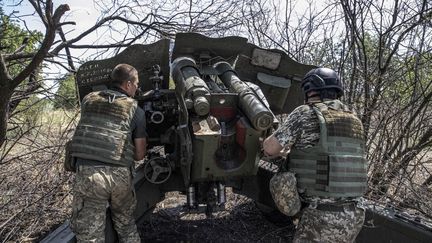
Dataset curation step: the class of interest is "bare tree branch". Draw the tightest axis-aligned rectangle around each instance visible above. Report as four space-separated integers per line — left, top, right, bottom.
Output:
11 4 70 87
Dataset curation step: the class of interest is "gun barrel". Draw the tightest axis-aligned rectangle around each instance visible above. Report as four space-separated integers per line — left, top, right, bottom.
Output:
214 62 274 131
172 57 210 116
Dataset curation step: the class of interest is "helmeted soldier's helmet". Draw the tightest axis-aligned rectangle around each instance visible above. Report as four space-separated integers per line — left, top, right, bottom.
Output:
301 68 343 98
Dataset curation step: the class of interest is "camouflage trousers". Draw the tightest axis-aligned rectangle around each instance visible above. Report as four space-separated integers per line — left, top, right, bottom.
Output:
71 164 140 243
270 172 365 242
293 205 365 243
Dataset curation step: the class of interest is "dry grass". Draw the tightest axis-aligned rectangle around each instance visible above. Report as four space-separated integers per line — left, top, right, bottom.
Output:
0 110 77 242
0 149 74 242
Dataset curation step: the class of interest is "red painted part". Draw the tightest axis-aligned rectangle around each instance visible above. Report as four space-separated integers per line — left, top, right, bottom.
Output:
235 120 246 147
210 107 237 121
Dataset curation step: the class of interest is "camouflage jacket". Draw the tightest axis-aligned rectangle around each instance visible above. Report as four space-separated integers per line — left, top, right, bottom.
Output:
274 99 363 204
274 101 320 151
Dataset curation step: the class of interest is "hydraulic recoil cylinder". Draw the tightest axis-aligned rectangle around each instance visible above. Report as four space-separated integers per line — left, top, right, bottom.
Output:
172 57 211 116
214 62 274 131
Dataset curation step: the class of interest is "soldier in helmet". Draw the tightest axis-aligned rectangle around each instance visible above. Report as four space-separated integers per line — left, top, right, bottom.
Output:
69 64 147 242
263 67 366 242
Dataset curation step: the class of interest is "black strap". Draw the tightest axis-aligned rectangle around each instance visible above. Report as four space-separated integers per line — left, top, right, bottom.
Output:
315 202 357 212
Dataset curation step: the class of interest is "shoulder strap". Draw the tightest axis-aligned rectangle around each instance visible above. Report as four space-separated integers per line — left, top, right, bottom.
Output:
310 103 329 153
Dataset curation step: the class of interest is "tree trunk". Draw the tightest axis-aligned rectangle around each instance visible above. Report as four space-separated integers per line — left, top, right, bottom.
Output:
0 90 12 148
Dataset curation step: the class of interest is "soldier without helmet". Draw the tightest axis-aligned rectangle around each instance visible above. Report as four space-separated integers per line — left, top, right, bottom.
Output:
69 64 147 242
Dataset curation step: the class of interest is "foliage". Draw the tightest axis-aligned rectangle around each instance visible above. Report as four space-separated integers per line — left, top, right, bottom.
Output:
0 14 43 76
7 96 51 137
53 74 78 110
0 12 48 142
0 2 69 148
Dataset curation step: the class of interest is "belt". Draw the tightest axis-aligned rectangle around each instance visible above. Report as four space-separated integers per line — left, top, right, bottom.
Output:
315 202 357 212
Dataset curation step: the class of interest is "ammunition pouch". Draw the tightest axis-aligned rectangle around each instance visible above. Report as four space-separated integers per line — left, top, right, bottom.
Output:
64 140 76 172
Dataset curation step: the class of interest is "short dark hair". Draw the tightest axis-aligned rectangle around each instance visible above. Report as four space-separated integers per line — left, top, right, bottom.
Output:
319 88 339 100
110 64 138 87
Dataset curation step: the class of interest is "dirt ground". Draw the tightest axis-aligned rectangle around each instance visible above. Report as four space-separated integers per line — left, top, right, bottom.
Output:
138 190 295 242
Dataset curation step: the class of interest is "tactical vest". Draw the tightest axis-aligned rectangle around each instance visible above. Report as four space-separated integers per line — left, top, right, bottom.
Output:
70 90 138 167
289 101 367 198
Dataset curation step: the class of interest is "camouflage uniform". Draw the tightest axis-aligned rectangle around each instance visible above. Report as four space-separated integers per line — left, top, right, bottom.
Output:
71 163 140 243
269 172 301 216
270 99 365 243
70 89 146 242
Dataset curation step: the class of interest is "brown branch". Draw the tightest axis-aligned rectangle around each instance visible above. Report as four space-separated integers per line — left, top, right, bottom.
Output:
28 0 48 28
382 127 432 194
11 4 70 88
384 89 432 160
382 10 432 72
423 174 432 187
57 27 75 72
3 52 37 61
0 54 12 84
50 16 168 56
11 37 30 54
45 0 53 25
8 71 41 115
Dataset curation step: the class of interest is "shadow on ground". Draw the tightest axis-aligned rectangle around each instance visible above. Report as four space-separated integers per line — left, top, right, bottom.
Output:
138 191 295 242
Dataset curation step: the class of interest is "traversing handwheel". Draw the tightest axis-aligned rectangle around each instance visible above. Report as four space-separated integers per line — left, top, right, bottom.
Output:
144 156 172 184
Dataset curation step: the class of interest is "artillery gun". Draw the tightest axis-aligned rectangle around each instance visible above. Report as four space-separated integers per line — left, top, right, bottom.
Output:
42 33 432 242
73 32 310 219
